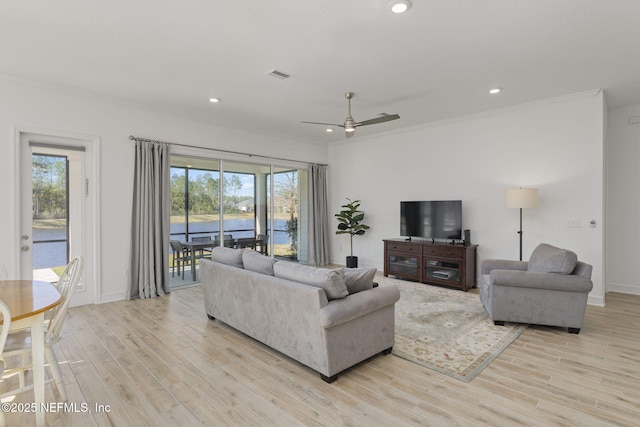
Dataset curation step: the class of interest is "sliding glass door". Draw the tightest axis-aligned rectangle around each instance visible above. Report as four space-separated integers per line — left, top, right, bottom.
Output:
169 155 310 281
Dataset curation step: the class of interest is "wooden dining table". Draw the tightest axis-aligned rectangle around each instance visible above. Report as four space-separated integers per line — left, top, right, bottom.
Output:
0 280 63 427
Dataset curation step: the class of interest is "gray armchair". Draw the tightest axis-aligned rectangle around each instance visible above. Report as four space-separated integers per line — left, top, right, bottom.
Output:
479 243 593 334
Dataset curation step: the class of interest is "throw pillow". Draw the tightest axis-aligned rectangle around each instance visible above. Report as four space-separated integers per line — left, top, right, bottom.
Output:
211 246 244 269
242 250 277 275
342 267 377 294
528 243 577 274
273 262 348 300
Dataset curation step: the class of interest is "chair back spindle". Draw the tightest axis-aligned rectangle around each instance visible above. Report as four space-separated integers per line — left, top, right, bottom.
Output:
46 257 84 346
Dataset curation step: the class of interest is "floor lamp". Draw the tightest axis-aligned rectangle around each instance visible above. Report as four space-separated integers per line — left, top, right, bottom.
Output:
505 188 539 261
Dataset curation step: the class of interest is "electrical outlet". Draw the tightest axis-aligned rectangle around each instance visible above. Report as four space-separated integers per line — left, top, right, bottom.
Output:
565 218 581 228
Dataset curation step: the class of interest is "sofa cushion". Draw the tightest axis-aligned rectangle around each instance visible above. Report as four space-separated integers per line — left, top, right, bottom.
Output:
211 247 244 269
342 267 376 294
273 262 348 300
528 243 577 275
242 250 277 275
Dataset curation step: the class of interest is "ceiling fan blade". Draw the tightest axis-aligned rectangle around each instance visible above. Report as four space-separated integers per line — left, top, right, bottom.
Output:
301 121 344 127
355 114 400 127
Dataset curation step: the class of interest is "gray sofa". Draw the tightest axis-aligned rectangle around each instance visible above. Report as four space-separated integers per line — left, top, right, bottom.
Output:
479 243 593 334
200 247 400 382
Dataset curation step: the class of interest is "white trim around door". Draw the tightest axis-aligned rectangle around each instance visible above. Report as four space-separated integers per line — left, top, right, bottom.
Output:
12 125 101 306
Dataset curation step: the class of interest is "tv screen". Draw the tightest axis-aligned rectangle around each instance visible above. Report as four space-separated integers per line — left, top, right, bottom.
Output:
400 200 462 240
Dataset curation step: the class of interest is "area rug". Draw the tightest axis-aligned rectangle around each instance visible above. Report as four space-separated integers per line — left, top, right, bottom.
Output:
381 276 527 382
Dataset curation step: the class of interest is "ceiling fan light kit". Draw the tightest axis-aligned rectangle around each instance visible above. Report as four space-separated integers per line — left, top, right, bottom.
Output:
301 92 400 138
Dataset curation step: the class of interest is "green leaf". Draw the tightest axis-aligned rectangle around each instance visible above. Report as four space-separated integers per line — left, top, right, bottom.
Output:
335 197 369 241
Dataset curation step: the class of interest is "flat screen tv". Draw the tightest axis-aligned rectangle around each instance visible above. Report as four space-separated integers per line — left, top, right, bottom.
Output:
400 200 462 240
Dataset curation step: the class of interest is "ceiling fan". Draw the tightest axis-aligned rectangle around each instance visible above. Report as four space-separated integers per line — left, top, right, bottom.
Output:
301 92 400 138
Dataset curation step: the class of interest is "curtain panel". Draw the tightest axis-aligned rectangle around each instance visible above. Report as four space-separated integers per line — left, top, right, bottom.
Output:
309 164 330 266
128 140 171 299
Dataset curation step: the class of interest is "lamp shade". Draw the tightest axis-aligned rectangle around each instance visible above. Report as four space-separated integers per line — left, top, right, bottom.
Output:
505 188 539 209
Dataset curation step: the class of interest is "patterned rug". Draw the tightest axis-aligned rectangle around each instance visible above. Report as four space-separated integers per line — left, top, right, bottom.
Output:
381 276 527 382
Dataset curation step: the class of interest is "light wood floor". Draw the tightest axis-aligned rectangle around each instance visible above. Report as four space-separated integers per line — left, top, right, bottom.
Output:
2 285 639 426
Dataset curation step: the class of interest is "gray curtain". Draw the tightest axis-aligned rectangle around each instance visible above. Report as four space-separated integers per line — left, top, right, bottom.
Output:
128 140 171 299
309 164 330 266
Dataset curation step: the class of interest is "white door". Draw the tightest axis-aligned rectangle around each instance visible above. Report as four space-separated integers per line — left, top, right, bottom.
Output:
19 132 98 306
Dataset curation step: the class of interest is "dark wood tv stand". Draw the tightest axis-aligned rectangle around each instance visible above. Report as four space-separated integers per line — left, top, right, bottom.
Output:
383 238 478 291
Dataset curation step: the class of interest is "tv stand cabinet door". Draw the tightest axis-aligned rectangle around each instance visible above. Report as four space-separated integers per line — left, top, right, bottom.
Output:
384 240 422 282
422 244 477 291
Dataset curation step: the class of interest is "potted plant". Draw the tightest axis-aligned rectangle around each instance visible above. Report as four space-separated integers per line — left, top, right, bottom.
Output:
335 198 370 268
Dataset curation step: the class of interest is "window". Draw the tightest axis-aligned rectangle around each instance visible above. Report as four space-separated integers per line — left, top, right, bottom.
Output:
169 154 309 282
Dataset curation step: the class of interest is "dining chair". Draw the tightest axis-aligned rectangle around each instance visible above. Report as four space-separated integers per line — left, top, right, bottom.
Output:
213 234 234 248
235 237 257 250
170 240 190 278
0 300 11 427
0 256 83 402
192 236 213 258
256 234 268 255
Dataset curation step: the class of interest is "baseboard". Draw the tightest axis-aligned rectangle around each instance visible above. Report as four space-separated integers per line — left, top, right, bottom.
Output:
587 294 605 307
100 291 127 304
607 282 640 296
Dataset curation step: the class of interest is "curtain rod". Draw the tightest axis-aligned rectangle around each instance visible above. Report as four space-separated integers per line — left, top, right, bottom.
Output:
129 135 327 167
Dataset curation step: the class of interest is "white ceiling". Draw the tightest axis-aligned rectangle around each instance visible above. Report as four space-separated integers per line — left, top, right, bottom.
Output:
2 1 640 144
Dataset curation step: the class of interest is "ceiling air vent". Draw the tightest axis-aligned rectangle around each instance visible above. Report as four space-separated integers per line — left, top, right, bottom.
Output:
268 69 292 80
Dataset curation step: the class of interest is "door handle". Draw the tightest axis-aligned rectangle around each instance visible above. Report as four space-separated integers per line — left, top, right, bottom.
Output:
21 245 30 252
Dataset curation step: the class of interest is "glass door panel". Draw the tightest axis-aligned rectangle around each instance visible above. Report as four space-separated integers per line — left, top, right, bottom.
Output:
222 161 258 246
170 167 187 242
169 156 220 286
32 154 69 271
267 166 309 262
169 156 221 244
187 168 221 240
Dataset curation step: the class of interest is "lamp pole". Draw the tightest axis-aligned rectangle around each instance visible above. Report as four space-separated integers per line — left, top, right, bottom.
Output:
505 188 539 262
518 207 523 261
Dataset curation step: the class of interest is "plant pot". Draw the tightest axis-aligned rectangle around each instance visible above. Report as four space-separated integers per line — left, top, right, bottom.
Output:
346 256 358 268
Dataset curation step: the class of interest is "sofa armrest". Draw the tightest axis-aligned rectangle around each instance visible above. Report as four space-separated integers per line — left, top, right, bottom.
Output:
320 285 400 328
481 259 528 274
491 269 593 293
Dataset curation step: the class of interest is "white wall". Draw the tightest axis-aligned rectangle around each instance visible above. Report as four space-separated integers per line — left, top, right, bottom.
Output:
606 102 640 295
328 90 605 306
0 76 327 303
1 75 609 305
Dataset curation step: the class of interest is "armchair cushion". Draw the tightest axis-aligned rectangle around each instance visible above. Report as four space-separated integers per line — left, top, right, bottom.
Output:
527 243 577 275
490 269 593 293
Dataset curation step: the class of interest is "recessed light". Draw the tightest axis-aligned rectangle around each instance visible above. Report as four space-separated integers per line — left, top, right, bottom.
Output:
489 88 501 94
209 98 221 103
326 128 334 133
389 0 411 13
